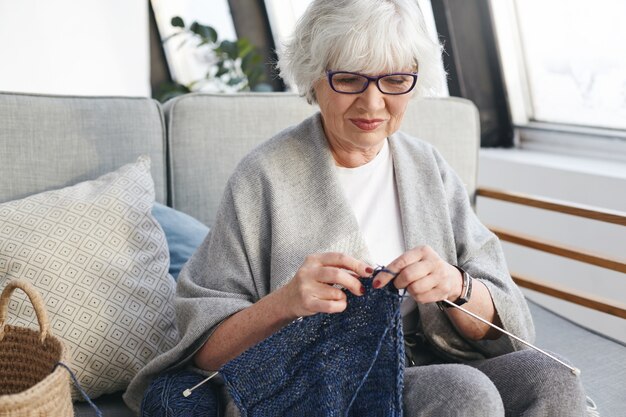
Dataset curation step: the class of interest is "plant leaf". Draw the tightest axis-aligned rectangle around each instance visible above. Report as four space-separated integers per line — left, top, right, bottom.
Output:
190 22 218 43
215 66 229 77
154 81 190 103
171 16 185 28
217 40 239 60
227 76 244 86
236 39 254 57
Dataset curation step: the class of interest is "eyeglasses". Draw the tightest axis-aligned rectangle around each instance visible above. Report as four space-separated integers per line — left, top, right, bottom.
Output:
327 71 418 95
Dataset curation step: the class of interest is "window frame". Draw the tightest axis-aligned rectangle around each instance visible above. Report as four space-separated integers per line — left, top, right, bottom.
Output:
430 0 514 148
489 0 626 161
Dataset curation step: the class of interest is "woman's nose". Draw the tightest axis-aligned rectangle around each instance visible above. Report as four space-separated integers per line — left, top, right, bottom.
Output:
356 82 386 111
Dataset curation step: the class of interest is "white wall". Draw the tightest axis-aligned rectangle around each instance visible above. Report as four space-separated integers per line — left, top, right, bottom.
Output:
0 0 149 96
477 149 626 343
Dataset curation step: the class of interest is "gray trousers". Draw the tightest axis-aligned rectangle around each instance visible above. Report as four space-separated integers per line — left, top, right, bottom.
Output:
403 349 587 417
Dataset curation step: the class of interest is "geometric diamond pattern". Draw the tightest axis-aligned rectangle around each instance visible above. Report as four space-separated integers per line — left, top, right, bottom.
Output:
0 156 179 400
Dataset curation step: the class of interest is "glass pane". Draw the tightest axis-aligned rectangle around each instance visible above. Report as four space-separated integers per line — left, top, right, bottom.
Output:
515 0 626 130
151 0 237 88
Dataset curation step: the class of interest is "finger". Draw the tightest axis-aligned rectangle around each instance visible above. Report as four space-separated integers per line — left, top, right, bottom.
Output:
313 284 348 302
309 298 348 314
310 252 374 278
406 273 455 304
373 247 426 289
393 259 433 289
316 266 365 296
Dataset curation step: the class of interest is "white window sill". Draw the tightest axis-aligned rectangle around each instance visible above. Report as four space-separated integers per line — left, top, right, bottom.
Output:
479 147 626 181
478 148 626 212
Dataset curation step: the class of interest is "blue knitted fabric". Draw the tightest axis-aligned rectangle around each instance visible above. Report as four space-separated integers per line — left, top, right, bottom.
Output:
220 276 405 417
140 369 219 417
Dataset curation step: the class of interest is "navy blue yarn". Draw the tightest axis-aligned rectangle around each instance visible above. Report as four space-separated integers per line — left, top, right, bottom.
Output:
140 369 219 417
220 268 405 417
54 362 103 417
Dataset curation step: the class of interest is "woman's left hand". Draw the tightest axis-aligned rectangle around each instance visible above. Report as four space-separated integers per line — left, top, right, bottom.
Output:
372 245 463 304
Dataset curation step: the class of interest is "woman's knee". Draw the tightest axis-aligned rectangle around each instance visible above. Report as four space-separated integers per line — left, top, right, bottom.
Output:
476 349 587 416
404 364 504 416
510 350 586 414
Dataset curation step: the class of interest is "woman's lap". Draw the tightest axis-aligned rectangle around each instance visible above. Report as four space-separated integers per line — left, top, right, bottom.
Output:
403 362 504 417
470 349 587 417
403 349 587 417
142 350 586 417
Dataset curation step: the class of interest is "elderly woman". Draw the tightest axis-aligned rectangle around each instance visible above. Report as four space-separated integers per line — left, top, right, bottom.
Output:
126 0 587 415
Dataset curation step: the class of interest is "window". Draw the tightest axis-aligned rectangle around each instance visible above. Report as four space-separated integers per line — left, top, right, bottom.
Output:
151 0 237 87
492 0 626 131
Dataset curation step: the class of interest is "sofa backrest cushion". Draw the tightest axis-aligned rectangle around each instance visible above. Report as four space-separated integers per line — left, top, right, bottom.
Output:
165 93 315 226
166 93 479 227
0 92 168 204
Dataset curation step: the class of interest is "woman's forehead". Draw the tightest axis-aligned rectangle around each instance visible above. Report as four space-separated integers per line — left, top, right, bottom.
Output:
328 61 417 75
327 50 417 75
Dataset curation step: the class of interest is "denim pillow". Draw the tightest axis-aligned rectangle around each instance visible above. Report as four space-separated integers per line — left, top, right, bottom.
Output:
152 203 209 279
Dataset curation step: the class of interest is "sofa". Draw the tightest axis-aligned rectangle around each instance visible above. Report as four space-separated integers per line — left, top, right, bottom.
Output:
0 90 624 416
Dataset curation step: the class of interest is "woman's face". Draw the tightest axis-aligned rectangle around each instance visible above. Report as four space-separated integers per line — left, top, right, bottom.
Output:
313 72 414 167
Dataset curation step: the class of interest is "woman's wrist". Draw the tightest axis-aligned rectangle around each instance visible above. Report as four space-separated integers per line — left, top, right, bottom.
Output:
272 284 302 322
446 264 465 303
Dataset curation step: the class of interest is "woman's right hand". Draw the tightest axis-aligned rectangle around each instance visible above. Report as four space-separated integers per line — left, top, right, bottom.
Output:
279 252 373 318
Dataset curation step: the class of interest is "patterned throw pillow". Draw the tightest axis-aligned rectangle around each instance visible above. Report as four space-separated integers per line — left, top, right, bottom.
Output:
0 156 179 400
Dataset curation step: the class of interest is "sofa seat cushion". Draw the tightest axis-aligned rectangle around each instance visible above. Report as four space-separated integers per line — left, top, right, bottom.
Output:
0 156 179 400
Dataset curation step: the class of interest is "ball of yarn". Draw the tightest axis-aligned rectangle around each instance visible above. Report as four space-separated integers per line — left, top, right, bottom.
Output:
140 370 219 417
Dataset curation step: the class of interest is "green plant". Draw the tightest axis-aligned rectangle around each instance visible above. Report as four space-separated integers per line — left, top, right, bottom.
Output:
155 16 269 102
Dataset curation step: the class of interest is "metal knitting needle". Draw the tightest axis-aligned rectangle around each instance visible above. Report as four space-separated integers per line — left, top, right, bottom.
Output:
182 371 219 397
440 299 581 376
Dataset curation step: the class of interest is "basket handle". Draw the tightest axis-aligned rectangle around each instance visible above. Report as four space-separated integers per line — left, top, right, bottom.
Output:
0 279 50 343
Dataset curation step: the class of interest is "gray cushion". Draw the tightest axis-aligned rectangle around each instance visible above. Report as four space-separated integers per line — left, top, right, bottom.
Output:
529 299 626 416
165 93 479 227
0 91 167 204
165 93 316 227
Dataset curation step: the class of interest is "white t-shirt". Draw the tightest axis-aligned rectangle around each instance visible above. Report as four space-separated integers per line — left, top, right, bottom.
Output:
335 139 417 316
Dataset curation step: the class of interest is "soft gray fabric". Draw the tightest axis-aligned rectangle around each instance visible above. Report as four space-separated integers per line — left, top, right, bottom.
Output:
166 93 479 227
403 364 505 416
0 91 167 204
472 349 587 416
124 112 532 412
529 299 626 416
403 349 587 417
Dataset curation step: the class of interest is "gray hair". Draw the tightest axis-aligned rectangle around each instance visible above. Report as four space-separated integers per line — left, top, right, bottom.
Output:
278 0 445 104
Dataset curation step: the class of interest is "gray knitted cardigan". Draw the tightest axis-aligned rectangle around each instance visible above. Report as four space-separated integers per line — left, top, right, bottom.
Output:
124 113 534 412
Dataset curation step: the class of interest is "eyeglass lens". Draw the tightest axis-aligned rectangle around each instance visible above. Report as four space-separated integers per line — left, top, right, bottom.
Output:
330 73 415 94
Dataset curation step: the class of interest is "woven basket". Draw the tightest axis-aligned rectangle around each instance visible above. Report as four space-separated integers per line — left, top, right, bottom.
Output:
0 279 73 417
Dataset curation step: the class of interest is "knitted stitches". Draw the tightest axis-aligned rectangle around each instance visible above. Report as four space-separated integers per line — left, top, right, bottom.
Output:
140 369 219 417
220 276 405 417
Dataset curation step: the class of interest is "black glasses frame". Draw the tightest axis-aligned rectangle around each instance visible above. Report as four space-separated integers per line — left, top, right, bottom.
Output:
326 70 418 95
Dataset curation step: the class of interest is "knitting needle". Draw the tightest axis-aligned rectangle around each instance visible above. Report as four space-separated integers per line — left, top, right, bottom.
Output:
440 299 581 376
182 371 219 397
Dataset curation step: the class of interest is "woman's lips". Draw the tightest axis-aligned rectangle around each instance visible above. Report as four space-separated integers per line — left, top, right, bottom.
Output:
350 118 384 131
